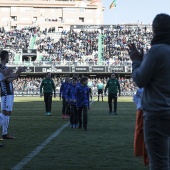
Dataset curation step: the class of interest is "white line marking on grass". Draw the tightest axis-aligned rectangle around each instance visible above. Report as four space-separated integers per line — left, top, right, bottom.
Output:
11 122 69 170
12 99 96 170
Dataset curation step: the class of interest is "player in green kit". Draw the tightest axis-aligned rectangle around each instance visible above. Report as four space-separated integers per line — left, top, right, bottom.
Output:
104 73 121 115
40 72 56 116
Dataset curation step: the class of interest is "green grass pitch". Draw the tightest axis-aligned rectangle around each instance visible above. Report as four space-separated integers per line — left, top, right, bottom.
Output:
0 97 149 170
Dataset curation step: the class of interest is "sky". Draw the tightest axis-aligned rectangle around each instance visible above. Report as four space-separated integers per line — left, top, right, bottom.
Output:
102 0 170 25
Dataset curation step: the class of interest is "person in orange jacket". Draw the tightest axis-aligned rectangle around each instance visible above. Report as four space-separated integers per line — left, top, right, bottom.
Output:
133 88 149 166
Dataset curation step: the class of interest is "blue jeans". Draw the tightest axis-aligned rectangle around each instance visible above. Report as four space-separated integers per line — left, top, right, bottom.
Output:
144 111 170 170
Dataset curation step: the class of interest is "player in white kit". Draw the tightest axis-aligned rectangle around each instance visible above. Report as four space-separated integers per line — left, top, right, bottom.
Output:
0 50 25 140
0 64 17 145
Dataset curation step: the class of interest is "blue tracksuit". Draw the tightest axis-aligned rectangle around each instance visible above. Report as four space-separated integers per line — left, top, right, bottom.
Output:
66 83 77 125
66 83 77 105
75 84 89 108
75 84 89 129
59 82 70 98
60 81 70 115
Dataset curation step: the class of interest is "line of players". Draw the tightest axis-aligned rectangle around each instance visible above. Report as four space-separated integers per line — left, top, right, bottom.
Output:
59 73 120 131
59 74 90 131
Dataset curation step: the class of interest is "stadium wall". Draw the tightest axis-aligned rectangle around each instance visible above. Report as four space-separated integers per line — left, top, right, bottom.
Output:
8 64 132 74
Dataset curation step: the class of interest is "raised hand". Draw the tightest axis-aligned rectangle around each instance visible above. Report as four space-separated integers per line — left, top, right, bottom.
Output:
128 43 144 61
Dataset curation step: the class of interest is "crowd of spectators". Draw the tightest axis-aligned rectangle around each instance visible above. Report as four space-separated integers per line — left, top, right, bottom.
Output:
35 24 153 66
0 24 153 67
0 24 153 95
13 76 137 96
0 26 37 64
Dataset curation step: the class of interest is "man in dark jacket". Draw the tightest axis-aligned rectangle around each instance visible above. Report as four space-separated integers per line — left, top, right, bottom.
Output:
129 13 170 170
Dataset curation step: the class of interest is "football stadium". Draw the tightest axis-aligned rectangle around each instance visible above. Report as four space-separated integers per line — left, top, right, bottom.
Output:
0 0 168 169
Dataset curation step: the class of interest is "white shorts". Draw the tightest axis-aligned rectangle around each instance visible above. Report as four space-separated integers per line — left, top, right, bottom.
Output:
1 95 14 111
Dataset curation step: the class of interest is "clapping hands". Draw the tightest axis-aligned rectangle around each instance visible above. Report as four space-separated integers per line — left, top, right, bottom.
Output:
128 43 144 61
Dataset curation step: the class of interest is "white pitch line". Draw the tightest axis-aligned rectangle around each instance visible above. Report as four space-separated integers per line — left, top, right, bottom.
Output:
11 99 96 170
11 122 70 170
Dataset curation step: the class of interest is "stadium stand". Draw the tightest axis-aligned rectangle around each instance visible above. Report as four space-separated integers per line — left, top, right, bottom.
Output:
0 24 152 96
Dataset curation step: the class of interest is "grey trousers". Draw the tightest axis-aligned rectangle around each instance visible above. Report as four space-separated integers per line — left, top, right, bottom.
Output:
144 111 170 170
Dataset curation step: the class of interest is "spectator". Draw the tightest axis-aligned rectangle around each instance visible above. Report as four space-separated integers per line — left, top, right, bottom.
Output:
129 13 170 170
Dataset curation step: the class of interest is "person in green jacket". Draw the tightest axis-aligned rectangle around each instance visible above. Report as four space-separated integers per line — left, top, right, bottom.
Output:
104 73 121 115
40 72 56 116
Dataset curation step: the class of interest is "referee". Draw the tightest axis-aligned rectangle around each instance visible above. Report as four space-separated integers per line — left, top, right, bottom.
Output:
40 72 56 116
97 80 104 101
